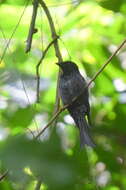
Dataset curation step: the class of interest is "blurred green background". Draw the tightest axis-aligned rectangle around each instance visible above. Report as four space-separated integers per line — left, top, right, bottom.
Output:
0 0 126 189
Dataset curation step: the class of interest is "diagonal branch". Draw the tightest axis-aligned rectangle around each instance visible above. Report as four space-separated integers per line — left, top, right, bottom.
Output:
87 38 126 87
35 38 126 139
35 106 67 139
0 0 30 64
0 170 8 182
36 36 59 102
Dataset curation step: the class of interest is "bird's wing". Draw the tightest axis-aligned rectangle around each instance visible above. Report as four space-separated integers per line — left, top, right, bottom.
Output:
62 73 90 119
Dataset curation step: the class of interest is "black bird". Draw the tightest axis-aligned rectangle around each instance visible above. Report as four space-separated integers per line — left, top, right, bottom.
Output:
56 61 95 147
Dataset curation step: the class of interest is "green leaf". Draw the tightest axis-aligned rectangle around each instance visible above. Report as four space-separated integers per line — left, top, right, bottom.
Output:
2 106 35 128
97 0 124 12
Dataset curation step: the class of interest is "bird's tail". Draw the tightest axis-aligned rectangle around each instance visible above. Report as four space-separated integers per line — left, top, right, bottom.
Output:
74 115 95 148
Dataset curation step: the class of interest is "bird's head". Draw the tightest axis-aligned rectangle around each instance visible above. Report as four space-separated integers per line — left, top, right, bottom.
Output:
56 61 79 75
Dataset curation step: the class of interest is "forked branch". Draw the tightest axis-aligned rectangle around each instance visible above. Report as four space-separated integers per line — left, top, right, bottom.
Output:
36 36 59 102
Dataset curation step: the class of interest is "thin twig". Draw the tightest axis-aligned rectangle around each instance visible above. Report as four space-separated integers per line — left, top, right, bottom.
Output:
21 77 39 133
48 0 80 8
87 38 126 87
27 127 35 138
36 36 59 102
39 0 63 115
35 38 126 139
35 106 67 139
0 25 39 136
0 0 30 64
25 0 39 53
0 170 8 182
39 0 62 61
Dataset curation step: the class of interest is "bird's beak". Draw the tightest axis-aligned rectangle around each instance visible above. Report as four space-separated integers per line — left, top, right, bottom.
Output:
56 62 63 74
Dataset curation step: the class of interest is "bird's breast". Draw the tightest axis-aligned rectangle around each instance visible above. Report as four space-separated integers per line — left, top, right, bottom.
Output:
59 73 85 105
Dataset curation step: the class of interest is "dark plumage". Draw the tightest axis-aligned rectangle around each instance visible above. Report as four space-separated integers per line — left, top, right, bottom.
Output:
56 61 95 147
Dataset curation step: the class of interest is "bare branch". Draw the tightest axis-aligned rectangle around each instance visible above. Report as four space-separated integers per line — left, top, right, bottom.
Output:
39 0 62 62
25 0 39 53
39 0 63 114
0 170 8 182
36 36 59 102
35 106 67 139
87 38 126 87
0 0 30 64
35 38 126 139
